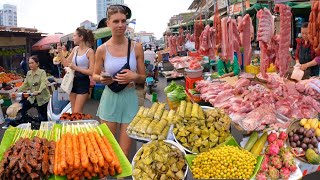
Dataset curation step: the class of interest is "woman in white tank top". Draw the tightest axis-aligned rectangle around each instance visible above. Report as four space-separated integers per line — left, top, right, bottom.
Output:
93 5 146 157
57 27 95 113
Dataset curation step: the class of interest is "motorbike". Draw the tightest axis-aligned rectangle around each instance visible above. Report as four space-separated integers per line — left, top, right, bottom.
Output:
47 80 72 122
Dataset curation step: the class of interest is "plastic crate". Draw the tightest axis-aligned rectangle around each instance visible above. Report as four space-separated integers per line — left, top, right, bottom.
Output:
92 84 105 100
185 76 203 91
245 65 260 75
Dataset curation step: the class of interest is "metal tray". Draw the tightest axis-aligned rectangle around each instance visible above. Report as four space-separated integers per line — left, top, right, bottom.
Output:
17 121 55 130
60 119 100 127
131 140 188 180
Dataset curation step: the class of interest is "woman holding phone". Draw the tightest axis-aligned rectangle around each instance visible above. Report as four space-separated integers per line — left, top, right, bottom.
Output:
57 27 95 113
93 4 146 157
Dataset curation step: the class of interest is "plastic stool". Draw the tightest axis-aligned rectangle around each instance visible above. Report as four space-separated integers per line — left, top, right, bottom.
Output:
185 76 203 91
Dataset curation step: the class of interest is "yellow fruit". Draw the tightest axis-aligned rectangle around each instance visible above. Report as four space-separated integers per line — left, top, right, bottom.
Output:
300 118 307 126
307 119 313 125
316 128 320 137
304 124 311 130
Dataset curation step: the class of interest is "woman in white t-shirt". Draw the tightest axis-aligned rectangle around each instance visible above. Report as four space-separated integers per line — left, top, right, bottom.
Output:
144 44 158 80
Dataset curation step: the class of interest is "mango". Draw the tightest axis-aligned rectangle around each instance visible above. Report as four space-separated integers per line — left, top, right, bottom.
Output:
316 128 320 137
304 124 311 130
310 119 319 129
300 118 307 126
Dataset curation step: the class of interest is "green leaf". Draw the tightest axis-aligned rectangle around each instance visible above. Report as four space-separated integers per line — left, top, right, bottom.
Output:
97 123 132 178
0 126 17 161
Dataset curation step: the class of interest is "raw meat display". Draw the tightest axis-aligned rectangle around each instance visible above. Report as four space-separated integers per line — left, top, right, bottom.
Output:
188 59 202 70
309 1 320 49
232 19 242 65
239 14 253 66
194 16 204 50
195 76 320 131
221 17 228 60
213 0 222 52
199 25 211 55
274 4 292 77
257 8 274 44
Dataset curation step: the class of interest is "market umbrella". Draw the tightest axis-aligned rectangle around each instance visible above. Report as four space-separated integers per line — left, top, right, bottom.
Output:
93 27 112 40
32 33 64 51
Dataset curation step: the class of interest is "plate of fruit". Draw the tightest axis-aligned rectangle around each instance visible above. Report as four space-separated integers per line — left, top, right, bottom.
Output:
287 119 320 164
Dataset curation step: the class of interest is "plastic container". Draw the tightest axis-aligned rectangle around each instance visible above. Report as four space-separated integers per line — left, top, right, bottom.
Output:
245 65 260 75
92 84 105 100
185 76 203 90
184 66 204 78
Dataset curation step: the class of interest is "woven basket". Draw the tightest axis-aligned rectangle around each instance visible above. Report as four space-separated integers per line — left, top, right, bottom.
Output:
286 119 309 163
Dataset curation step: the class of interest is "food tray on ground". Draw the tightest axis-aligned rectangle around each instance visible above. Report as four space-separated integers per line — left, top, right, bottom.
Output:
59 119 100 127
185 136 264 179
132 140 188 180
286 119 320 164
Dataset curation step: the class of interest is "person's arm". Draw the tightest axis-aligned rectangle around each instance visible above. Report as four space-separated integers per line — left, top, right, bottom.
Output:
71 48 95 76
58 44 76 67
93 45 113 85
300 58 319 71
232 55 240 76
17 76 29 92
295 41 300 64
38 71 48 93
217 59 225 76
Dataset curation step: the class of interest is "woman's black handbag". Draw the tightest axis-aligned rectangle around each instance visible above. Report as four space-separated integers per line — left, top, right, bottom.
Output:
108 38 132 93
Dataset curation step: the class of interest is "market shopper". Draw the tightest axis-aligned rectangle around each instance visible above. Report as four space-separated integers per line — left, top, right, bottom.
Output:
93 4 146 157
57 27 95 113
217 50 240 78
16 55 51 122
295 22 320 78
144 44 159 81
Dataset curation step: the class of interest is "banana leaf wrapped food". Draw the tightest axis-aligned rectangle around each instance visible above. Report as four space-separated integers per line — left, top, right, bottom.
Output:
153 119 168 135
127 116 141 132
146 120 158 134
185 102 192 119
198 106 205 120
154 103 166 120
158 126 170 140
133 141 187 180
166 110 175 124
160 110 169 121
137 118 152 134
136 106 145 117
147 102 159 118
142 108 150 118
178 100 187 118
191 103 200 119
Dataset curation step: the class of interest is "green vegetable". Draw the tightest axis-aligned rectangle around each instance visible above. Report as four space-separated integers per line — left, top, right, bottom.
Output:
211 72 220 79
164 81 177 94
167 85 186 102
250 132 267 156
189 89 200 95
244 132 259 151
306 149 320 164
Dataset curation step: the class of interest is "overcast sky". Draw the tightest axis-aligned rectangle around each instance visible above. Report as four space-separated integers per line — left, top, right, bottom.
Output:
0 0 193 39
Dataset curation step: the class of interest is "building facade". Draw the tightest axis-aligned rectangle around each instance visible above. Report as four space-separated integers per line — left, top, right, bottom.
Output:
0 4 17 27
80 20 96 31
96 0 124 23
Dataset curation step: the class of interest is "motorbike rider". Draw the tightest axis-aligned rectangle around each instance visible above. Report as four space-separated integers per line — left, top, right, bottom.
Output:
14 55 51 123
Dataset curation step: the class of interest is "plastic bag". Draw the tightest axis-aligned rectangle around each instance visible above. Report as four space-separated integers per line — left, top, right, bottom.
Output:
184 41 195 51
61 67 75 94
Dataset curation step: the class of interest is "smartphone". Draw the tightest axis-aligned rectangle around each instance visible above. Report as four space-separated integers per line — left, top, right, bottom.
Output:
101 72 111 78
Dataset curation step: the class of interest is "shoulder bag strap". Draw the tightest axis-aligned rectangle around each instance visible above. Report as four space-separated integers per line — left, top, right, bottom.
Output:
127 38 131 70
75 47 79 66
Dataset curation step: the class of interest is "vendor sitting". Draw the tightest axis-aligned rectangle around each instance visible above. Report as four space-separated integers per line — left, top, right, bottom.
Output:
217 50 240 78
16 55 50 122
295 22 320 78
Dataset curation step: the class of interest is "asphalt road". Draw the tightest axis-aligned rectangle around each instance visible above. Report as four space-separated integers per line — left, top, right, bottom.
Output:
0 77 319 179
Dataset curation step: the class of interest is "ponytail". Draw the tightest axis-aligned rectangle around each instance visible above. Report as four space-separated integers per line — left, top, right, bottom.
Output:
76 27 95 46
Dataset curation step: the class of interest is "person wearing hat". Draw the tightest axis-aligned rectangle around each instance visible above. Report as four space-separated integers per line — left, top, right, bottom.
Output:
93 4 146 157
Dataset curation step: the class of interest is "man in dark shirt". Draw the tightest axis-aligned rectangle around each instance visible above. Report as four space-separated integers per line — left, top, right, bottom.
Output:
20 58 28 75
295 22 320 77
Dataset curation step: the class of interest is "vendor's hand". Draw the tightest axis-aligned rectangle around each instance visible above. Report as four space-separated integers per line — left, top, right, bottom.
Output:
68 63 77 71
300 63 309 71
100 76 113 85
114 69 138 84
33 91 41 96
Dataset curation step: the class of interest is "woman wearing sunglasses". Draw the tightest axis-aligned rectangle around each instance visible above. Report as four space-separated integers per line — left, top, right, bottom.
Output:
93 5 146 157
